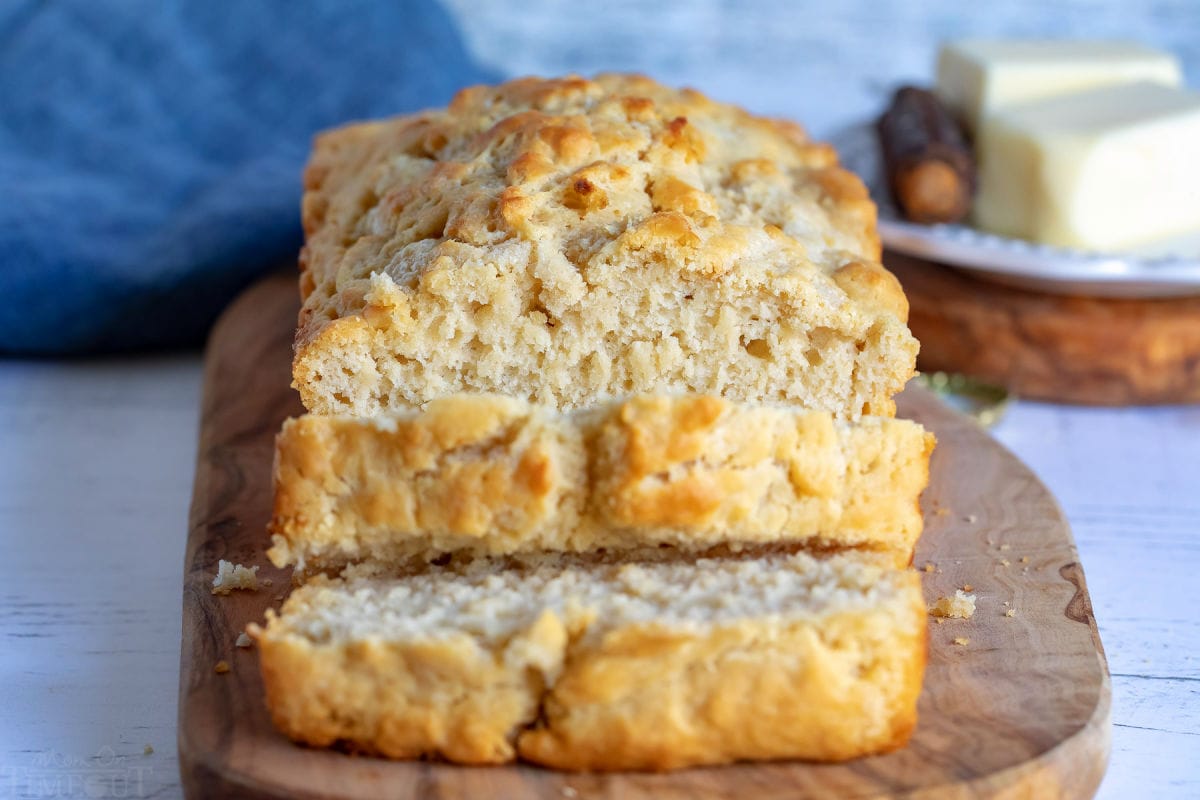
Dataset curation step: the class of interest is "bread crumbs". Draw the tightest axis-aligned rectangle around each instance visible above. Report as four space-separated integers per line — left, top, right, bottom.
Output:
930 590 976 619
1005 609 1017 618
214 660 231 674
953 637 970 646
236 632 253 648
212 560 259 595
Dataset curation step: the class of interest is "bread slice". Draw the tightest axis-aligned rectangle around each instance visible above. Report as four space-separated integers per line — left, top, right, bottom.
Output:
294 73 917 421
267 394 935 574
249 550 926 770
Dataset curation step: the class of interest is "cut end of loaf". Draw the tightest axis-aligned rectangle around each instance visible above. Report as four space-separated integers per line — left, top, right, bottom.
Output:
293 73 916 420
293 267 915 420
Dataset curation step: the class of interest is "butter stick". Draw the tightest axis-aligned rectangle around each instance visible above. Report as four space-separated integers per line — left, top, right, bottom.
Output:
974 81 1200 250
936 39 1182 133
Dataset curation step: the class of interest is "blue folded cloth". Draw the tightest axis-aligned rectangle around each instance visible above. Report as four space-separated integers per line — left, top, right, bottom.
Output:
0 0 495 354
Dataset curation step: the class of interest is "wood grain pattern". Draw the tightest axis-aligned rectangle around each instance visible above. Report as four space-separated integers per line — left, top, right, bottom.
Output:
888 253 1200 405
178 273 1112 799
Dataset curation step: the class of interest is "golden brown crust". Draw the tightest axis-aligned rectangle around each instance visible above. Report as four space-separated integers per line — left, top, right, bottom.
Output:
267 394 935 572
269 394 577 571
292 74 916 420
251 553 927 769
253 602 566 764
518 586 927 770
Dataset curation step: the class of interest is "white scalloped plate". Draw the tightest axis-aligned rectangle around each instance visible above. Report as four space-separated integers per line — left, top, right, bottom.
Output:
832 122 1200 298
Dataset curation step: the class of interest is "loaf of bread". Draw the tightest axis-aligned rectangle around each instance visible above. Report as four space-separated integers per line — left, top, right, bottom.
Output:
250 550 926 770
294 74 917 421
268 393 934 574
259 72 934 773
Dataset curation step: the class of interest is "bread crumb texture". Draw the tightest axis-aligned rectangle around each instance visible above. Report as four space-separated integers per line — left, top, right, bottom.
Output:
211 560 259 595
293 74 916 420
929 589 976 619
268 394 934 572
251 551 926 770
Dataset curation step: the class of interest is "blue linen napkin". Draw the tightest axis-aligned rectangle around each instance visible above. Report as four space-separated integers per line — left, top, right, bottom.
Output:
0 0 496 354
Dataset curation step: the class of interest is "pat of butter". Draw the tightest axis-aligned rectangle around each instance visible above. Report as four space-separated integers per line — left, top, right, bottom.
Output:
973 82 1200 251
937 40 1181 132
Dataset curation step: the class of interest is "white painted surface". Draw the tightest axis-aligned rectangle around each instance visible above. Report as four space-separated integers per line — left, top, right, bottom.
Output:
1 358 201 799
3 2 1199 797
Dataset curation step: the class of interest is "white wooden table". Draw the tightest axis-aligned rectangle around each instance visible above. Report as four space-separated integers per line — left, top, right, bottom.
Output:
3 2 1198 796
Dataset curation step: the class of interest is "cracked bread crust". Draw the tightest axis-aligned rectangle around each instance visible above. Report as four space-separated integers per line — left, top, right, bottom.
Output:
267 394 935 574
294 74 917 420
249 551 927 769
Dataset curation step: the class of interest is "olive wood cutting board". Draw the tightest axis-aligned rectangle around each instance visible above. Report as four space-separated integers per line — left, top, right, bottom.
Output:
179 272 1111 799
888 252 1200 406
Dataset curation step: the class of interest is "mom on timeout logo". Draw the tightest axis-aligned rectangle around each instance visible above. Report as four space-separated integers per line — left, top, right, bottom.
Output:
1 746 153 798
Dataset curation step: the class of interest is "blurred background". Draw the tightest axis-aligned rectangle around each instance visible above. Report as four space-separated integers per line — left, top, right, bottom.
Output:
3 0 1198 354
448 0 1200 136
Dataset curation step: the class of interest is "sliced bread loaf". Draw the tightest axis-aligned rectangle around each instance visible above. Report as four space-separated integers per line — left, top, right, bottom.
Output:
249 550 926 770
293 74 917 420
268 394 934 574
